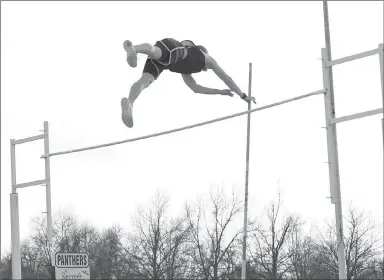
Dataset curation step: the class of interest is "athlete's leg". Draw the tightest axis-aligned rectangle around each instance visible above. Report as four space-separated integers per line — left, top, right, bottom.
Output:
123 40 162 67
128 72 155 104
133 43 162 59
121 73 156 128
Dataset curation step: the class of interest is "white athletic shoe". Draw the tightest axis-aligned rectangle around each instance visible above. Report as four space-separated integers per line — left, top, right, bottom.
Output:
123 40 137 68
121 97 134 128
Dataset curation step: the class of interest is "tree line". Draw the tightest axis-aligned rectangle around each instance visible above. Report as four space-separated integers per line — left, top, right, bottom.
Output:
1 188 383 279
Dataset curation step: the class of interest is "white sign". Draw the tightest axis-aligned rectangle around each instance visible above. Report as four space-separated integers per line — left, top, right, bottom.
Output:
54 253 90 280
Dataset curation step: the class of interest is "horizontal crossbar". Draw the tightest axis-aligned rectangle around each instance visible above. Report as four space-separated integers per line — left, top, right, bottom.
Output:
326 48 379 67
15 179 47 189
14 134 45 145
330 108 383 124
41 89 326 158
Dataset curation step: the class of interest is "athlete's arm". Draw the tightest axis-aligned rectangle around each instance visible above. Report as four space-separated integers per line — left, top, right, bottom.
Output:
205 55 245 98
182 74 232 96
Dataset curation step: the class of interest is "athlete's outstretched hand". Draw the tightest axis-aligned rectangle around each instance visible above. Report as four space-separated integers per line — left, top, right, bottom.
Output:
242 94 256 104
220 89 234 97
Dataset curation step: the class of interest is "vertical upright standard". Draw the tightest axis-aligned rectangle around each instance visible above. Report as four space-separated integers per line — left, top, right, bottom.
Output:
322 1 346 278
10 122 53 279
10 140 21 280
44 121 53 247
322 48 347 279
241 62 253 280
379 43 384 258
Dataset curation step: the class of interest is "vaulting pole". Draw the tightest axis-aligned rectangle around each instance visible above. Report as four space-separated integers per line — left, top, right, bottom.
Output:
241 63 252 280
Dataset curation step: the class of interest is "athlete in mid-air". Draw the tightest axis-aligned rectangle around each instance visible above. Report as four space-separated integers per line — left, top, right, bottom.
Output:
121 38 255 128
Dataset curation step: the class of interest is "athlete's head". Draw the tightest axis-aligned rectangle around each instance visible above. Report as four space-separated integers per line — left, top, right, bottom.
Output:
181 40 208 54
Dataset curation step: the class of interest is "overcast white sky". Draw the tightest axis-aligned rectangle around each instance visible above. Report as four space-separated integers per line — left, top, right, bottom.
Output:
1 1 383 254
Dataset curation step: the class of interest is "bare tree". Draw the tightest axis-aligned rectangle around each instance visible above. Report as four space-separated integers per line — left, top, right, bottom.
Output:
90 225 134 279
1 252 12 280
0 213 90 280
249 193 299 279
121 192 190 279
288 228 318 279
28 212 103 279
34 215 133 279
163 218 192 280
20 240 46 279
186 187 243 279
318 207 382 279
219 246 242 279
365 257 384 279
29 212 86 273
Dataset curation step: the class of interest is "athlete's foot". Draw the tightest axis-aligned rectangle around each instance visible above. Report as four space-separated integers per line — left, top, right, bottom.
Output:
123 40 137 68
121 98 134 128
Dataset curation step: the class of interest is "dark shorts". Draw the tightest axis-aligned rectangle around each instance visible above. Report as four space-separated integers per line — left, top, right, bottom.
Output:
143 38 186 79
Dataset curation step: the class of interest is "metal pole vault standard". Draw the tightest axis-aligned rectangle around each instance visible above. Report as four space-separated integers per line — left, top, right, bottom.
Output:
322 48 347 279
379 43 384 260
242 63 252 280
322 2 347 278
321 42 384 278
44 122 53 247
322 2 384 279
10 140 21 280
10 122 53 280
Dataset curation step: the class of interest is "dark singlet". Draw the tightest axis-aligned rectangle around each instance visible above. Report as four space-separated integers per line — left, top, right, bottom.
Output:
168 45 207 74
